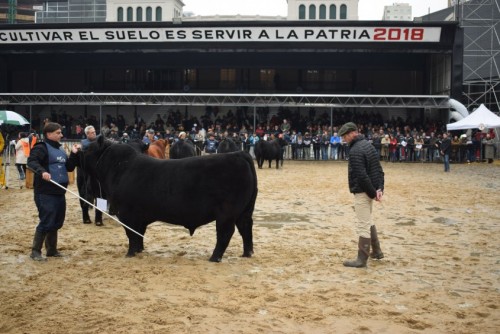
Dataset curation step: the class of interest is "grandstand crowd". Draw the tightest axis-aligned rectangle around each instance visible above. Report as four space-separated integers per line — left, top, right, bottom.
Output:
26 106 499 163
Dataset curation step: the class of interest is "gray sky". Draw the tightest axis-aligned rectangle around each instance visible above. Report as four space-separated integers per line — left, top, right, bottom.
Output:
183 0 450 20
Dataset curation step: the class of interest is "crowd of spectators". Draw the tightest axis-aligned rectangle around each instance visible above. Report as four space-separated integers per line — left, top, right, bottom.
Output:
31 106 497 162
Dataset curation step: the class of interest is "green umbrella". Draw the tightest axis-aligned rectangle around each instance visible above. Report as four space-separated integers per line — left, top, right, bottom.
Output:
0 110 30 126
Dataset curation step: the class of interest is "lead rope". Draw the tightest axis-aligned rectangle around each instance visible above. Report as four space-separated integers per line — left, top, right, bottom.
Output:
49 179 144 238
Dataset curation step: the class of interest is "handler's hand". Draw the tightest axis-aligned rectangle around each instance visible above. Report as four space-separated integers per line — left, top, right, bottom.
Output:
42 172 51 181
375 189 383 202
71 144 81 154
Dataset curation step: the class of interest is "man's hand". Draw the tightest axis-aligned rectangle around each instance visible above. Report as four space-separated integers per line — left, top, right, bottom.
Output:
71 144 81 154
42 172 51 181
375 189 383 202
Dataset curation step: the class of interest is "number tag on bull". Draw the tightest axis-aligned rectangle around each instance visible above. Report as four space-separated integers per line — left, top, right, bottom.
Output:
96 198 108 213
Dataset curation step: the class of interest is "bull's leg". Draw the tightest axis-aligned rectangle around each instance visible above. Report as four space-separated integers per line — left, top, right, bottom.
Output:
257 158 263 169
137 225 147 253
275 159 279 169
268 159 272 168
94 207 103 226
124 228 143 257
236 216 254 258
210 220 236 262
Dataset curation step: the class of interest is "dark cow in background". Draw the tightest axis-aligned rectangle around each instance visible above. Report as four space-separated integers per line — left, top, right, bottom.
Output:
170 139 196 159
217 138 240 153
254 138 286 169
127 139 149 154
82 136 258 262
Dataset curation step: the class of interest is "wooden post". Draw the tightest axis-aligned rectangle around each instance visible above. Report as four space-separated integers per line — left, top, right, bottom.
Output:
25 168 34 189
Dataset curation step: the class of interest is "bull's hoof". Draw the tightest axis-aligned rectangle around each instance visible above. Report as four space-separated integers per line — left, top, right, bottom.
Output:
242 251 254 258
209 256 222 263
125 252 136 258
83 219 92 224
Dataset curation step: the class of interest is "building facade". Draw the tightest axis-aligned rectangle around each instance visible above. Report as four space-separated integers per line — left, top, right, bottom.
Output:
29 0 361 24
0 0 43 23
383 3 412 21
35 0 106 23
287 0 358 20
106 0 183 22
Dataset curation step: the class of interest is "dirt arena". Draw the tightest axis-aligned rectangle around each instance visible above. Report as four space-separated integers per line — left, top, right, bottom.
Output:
0 159 499 334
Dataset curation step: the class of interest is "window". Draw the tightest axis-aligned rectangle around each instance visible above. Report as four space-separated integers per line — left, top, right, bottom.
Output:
146 7 152 21
136 7 142 21
340 4 347 19
305 70 320 90
155 6 162 21
319 5 326 19
309 5 316 19
329 5 336 19
184 69 197 86
220 69 236 89
117 7 123 21
298 5 305 20
260 69 275 90
127 7 133 21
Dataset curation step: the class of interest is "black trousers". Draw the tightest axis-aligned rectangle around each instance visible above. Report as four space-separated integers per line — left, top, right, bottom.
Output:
34 193 65 233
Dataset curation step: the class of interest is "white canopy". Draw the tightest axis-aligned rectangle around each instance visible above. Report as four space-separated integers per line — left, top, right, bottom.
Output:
447 104 500 131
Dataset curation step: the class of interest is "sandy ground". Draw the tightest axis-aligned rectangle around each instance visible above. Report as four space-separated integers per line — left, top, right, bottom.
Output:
0 158 499 334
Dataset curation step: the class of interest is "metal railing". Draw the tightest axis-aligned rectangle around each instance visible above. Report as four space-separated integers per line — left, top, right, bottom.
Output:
0 93 450 109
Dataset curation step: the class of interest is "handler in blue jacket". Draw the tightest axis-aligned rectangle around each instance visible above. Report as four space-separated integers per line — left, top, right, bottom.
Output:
27 122 79 261
338 122 385 268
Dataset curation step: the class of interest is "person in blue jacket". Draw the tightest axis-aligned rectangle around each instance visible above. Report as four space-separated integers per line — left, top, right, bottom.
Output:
27 122 79 261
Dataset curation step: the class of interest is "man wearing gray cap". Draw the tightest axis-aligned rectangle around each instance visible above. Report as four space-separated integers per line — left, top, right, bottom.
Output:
338 122 385 268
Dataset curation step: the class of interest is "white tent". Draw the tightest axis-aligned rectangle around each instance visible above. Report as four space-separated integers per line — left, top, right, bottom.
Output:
447 104 500 131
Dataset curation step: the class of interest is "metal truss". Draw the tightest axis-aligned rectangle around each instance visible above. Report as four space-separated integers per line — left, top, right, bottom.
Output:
0 93 450 109
459 0 500 111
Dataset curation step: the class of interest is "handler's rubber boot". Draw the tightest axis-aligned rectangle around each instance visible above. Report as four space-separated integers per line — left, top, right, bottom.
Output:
370 225 384 260
45 230 63 257
343 237 370 268
30 231 47 261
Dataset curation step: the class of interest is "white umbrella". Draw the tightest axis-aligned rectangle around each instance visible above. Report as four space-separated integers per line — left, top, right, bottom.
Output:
0 110 30 126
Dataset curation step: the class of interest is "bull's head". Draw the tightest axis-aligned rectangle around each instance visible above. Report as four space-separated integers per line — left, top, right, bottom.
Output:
81 135 113 199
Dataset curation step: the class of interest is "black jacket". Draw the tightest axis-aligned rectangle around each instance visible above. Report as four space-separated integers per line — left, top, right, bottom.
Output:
27 139 78 195
348 135 385 199
440 137 451 155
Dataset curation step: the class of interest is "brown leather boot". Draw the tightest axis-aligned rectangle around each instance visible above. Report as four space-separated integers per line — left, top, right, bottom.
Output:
370 225 384 259
343 236 370 268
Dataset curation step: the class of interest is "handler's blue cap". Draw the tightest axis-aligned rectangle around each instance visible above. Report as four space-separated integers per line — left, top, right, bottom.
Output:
338 122 357 137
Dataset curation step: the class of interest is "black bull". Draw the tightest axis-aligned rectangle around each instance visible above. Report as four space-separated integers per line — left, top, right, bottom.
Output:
217 138 240 153
82 137 258 262
254 139 286 169
169 139 196 159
